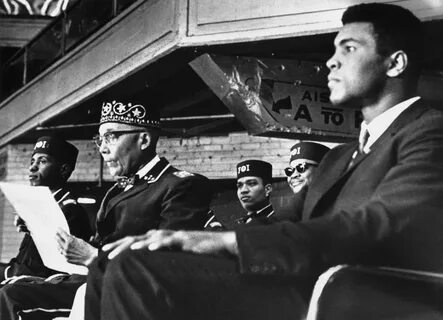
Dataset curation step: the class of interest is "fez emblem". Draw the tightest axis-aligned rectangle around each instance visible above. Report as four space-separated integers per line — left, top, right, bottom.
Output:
34 140 49 149
100 100 159 127
237 164 250 174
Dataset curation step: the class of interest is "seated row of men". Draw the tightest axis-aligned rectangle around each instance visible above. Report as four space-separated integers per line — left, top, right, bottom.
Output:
0 111 328 319
2 2 443 319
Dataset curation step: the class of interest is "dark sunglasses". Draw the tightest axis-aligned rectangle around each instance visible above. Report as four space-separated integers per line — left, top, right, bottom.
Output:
284 163 317 177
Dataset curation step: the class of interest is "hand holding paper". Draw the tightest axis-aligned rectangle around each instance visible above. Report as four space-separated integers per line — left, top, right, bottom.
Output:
14 215 29 234
56 229 98 266
0 182 88 275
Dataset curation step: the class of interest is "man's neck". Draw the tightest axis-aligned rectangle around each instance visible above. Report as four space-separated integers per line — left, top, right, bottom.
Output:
361 90 416 124
126 152 156 177
360 79 417 124
48 184 64 193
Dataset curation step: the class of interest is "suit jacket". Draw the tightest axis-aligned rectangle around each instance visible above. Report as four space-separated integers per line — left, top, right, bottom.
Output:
5 188 92 279
91 157 212 247
236 101 443 277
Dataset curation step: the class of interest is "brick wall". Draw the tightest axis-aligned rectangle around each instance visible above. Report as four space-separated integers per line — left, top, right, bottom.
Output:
0 132 336 262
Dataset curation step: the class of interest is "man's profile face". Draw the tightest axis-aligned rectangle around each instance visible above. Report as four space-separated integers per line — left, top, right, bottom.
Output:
98 122 143 177
29 153 62 187
236 176 269 212
326 22 387 107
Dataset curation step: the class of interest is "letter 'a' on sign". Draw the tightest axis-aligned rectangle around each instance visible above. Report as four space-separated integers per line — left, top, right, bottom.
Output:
190 54 362 143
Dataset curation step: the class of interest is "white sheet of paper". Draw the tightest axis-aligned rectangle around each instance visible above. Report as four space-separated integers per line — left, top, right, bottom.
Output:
0 182 88 275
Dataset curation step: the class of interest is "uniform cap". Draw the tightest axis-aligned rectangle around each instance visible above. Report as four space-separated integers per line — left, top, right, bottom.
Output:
32 136 78 169
289 142 330 167
236 160 272 183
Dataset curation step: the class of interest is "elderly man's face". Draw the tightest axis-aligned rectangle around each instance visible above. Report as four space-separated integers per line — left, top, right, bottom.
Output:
98 123 145 177
236 176 270 212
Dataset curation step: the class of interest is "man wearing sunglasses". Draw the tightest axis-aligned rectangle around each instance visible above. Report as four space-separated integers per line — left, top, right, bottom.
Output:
205 160 274 230
285 142 330 195
0 98 212 320
278 141 330 222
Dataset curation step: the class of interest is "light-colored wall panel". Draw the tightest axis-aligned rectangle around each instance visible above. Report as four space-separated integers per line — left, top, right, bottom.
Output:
0 0 181 146
1 0 443 148
187 0 443 44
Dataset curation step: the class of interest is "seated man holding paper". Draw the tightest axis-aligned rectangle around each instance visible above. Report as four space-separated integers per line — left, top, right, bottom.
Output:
0 96 212 320
0 136 92 282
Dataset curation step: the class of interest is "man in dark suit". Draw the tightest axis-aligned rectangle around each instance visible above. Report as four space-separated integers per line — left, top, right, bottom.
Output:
0 98 212 320
205 159 275 229
0 136 92 281
85 3 443 320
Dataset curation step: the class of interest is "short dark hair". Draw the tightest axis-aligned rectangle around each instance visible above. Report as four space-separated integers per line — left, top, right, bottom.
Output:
342 3 424 78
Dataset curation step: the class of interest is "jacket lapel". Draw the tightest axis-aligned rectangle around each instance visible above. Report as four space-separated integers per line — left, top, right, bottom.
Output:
101 157 171 219
302 144 356 220
303 100 428 220
96 183 121 223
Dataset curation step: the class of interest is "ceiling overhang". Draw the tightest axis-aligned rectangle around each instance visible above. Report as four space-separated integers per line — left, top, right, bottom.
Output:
1 0 443 146
0 16 51 47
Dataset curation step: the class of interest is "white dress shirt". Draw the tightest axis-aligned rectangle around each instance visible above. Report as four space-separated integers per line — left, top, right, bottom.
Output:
360 96 420 153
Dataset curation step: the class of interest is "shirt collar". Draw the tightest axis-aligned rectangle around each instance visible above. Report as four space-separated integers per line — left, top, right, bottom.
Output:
361 96 420 153
52 188 70 204
136 155 161 179
247 203 273 217
121 155 161 191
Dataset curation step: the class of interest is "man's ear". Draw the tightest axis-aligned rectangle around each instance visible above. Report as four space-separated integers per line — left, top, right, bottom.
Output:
139 132 151 150
59 163 72 180
386 50 408 78
265 183 272 197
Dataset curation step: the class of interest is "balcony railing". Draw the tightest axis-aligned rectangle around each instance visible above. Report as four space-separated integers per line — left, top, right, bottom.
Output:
0 0 138 102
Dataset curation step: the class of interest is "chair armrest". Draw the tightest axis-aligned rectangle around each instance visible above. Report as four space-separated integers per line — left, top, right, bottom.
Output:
307 265 443 320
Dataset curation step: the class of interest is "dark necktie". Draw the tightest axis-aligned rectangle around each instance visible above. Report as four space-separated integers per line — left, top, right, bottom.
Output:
358 128 370 154
348 128 370 168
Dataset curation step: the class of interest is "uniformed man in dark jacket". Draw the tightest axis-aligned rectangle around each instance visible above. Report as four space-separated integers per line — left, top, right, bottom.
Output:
0 97 212 320
0 136 92 281
205 160 274 230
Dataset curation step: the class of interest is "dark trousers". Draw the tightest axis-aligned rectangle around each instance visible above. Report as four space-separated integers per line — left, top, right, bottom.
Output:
85 249 310 320
0 274 85 320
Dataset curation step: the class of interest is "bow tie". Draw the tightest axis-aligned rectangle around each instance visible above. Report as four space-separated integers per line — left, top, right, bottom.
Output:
116 175 139 189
